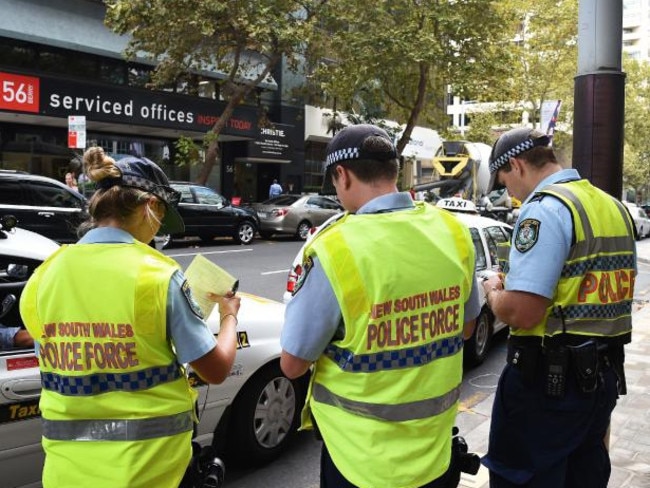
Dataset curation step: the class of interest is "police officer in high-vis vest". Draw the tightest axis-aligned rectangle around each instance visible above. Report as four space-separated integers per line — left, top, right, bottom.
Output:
20 147 240 488
280 124 482 488
481 128 636 487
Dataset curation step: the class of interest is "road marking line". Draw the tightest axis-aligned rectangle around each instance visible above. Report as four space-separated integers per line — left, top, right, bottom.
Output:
261 269 290 275
167 249 254 258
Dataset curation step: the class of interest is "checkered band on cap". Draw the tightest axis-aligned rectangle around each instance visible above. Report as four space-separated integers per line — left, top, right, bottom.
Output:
96 173 157 192
322 124 397 173
121 173 158 193
325 147 361 168
489 139 536 173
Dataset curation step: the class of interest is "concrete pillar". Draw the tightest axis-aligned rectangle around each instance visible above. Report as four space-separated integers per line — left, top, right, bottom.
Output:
572 0 625 199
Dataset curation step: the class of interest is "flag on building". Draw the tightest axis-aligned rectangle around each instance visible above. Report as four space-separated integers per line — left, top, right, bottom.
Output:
547 100 562 143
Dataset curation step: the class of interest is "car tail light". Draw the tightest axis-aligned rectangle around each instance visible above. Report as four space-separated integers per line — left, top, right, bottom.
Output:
286 264 303 293
272 208 289 217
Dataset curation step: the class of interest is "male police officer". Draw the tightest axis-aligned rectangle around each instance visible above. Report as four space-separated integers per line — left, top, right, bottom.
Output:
481 127 636 487
280 124 481 488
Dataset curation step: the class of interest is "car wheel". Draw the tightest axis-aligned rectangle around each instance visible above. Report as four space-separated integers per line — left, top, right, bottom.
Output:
228 363 305 465
259 230 274 240
296 220 312 240
234 221 256 244
464 307 492 367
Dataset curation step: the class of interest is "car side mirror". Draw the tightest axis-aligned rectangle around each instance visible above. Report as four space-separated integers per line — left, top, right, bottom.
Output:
0 215 18 231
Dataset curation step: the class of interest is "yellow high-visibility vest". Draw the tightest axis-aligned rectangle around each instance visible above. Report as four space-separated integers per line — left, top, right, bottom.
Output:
20 240 197 488
510 181 635 340
303 202 475 488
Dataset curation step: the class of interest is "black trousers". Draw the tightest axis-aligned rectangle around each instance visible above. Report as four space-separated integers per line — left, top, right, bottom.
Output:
483 362 618 488
320 442 454 488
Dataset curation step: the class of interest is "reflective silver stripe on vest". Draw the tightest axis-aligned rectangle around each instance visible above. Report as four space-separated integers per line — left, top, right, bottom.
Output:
546 314 632 336
542 184 594 240
324 335 463 372
41 362 182 396
571 236 636 262
312 382 460 422
547 302 633 336
561 253 636 278
42 410 193 441
542 184 636 259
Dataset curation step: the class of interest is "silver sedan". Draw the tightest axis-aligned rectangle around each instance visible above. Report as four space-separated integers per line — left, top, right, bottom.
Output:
253 194 343 240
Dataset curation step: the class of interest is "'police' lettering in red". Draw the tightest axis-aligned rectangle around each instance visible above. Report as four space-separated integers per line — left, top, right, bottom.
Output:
366 304 460 349
578 270 635 303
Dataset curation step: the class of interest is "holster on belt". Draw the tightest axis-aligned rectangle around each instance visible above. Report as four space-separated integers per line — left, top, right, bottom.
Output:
608 345 627 395
507 337 542 385
545 335 628 395
566 340 599 393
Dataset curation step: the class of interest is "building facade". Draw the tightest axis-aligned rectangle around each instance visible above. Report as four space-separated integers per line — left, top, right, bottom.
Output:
623 0 650 61
0 0 443 202
0 0 305 203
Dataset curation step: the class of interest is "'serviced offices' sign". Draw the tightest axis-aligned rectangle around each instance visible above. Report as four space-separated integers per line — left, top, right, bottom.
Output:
0 70 258 137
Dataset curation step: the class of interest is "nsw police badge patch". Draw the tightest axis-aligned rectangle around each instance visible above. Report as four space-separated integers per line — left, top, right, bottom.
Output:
292 256 313 296
182 280 205 319
515 219 540 253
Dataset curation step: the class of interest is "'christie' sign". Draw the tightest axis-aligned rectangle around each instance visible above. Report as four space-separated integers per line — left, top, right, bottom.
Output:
247 124 293 162
0 70 258 137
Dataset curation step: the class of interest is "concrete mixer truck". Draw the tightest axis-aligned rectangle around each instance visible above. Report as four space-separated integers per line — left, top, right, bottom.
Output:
413 140 517 223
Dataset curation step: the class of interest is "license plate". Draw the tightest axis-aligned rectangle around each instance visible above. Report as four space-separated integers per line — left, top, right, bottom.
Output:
258 212 267 218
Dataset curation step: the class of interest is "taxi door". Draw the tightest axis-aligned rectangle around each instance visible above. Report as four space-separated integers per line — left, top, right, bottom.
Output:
0 348 43 488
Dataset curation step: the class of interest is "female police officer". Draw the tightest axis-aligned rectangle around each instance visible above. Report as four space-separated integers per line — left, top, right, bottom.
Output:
19 147 240 488
481 128 636 487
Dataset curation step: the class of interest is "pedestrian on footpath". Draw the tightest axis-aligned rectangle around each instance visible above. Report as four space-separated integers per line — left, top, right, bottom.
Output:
280 124 481 487
481 127 636 487
20 147 240 488
269 178 283 198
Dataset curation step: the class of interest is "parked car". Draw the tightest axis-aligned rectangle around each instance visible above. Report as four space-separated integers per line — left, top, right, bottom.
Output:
283 198 512 366
253 194 344 240
623 201 650 240
0 169 88 243
166 182 260 246
0 218 304 487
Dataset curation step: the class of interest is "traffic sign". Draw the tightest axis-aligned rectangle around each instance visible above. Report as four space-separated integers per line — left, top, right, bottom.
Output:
68 115 86 149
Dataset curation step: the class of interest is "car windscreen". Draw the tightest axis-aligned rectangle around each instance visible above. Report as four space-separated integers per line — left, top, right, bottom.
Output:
469 227 487 271
31 182 85 209
263 196 300 206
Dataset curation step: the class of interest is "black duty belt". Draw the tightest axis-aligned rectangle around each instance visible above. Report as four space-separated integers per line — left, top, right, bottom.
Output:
506 334 627 396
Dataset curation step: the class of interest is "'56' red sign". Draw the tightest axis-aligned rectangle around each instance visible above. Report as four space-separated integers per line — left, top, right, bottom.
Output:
0 71 39 113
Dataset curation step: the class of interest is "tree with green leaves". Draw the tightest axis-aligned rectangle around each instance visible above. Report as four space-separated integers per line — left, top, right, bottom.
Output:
305 0 510 156
105 0 325 185
484 0 578 130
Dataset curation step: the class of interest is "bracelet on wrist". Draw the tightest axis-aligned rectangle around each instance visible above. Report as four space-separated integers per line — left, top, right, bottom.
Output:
220 313 238 327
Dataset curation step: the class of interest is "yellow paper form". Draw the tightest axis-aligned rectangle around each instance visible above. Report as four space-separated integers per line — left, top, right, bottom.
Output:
183 254 239 318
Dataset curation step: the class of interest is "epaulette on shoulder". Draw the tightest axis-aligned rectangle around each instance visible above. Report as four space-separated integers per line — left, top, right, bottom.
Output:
529 193 546 203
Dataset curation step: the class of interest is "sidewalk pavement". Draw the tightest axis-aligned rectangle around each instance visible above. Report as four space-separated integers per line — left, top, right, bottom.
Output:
457 244 650 488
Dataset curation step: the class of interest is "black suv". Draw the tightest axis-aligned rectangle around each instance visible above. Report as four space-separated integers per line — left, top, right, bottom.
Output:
169 182 260 245
0 170 88 243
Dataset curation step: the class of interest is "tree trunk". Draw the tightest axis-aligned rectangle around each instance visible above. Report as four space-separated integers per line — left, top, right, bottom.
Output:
195 52 282 187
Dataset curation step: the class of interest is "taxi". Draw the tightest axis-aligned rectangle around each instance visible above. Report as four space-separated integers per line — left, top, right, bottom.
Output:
284 197 512 366
0 217 303 487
